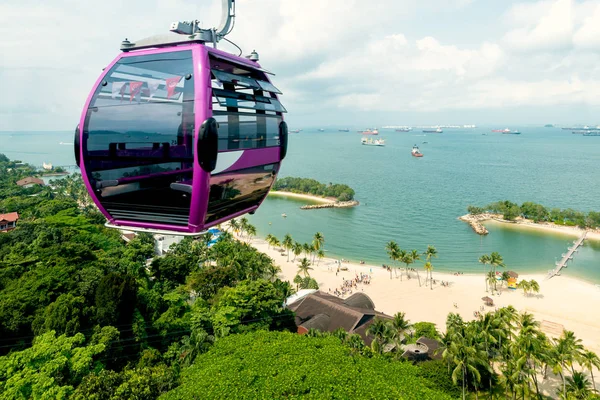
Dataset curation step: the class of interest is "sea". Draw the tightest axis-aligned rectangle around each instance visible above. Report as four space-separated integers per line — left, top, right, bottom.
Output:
1 127 599 283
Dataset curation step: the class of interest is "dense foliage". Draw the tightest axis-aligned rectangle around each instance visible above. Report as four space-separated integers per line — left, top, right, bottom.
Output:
161 331 454 399
1 155 598 399
468 200 600 228
273 176 355 201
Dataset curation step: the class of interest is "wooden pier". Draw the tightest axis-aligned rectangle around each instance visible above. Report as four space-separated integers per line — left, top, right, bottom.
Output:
546 232 587 279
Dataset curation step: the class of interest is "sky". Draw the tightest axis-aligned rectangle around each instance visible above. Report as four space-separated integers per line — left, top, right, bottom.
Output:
1 0 600 130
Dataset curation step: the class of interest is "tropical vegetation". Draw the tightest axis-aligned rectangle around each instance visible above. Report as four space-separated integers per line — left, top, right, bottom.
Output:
467 200 600 229
273 176 355 201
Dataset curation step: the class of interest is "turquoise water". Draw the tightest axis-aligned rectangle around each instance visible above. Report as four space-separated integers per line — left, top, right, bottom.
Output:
1 128 599 282
246 127 600 283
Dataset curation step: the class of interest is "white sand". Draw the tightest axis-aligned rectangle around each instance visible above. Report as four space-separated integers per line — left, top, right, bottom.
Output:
232 229 600 355
267 191 335 204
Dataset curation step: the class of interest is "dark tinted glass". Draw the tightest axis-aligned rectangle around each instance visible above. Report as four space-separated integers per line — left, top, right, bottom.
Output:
83 50 195 225
205 164 277 224
213 112 281 151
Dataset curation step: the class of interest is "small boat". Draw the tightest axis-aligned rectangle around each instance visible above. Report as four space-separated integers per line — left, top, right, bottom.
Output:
422 141 428 144
318 128 325 132
359 128 379 135
281 213 287 218
411 145 423 157
361 137 385 146
42 162 53 170
290 129 301 133
422 127 442 133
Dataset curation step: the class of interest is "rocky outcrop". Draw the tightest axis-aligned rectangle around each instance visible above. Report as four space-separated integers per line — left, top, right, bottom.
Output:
301 200 359 210
458 213 499 235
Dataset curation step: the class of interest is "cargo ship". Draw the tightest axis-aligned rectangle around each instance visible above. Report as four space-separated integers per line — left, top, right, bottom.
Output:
395 127 412 132
359 128 379 135
422 127 442 133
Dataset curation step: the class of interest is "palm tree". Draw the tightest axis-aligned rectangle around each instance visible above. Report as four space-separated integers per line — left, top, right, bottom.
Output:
528 279 540 296
517 280 531 296
487 271 496 295
303 242 313 260
385 241 399 280
293 274 303 291
282 234 293 262
245 224 256 243
489 252 505 292
501 271 511 289
265 234 275 249
298 257 313 277
389 312 412 349
317 249 325 266
424 245 438 288
479 254 491 292
564 371 593 399
272 237 281 250
366 318 390 354
292 241 302 261
424 262 433 290
410 249 421 283
312 232 324 263
446 337 487 400
579 349 600 393
239 217 249 238
401 252 414 279
229 218 239 235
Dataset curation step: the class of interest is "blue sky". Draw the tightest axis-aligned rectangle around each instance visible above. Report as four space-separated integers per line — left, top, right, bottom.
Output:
1 0 599 130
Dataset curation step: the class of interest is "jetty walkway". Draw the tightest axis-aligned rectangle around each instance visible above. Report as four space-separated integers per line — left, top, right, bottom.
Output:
546 232 587 279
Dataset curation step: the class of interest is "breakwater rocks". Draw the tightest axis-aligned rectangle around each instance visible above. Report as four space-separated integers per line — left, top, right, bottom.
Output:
301 200 359 210
458 213 500 235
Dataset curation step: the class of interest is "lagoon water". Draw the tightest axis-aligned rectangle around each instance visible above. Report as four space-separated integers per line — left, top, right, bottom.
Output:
1 127 599 282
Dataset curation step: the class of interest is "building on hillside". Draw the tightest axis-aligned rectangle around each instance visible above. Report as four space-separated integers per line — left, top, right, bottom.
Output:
286 291 393 345
0 212 19 232
16 177 44 188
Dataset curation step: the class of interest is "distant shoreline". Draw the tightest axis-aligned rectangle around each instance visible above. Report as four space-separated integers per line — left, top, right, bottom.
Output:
460 213 600 241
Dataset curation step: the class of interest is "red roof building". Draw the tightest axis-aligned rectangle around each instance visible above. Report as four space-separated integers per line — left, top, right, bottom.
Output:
0 212 19 232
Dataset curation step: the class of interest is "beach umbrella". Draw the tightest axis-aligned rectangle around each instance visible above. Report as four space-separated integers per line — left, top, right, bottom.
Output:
507 271 519 278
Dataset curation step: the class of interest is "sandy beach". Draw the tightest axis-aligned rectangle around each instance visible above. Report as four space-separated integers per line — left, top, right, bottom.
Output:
461 213 600 241
267 191 336 204
231 229 600 356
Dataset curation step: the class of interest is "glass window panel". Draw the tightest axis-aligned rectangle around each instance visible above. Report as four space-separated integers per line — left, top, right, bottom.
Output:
83 50 195 225
205 164 276 224
211 69 261 90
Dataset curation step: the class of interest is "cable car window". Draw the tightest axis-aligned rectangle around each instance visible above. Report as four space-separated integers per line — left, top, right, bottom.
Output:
212 69 282 94
83 50 195 225
213 112 281 150
205 164 277 224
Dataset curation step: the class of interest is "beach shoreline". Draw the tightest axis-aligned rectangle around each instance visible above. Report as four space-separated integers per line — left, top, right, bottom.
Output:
267 190 335 204
228 225 600 356
460 213 600 241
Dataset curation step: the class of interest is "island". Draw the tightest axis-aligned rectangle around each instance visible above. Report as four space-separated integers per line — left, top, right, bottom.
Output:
269 177 359 209
460 200 600 240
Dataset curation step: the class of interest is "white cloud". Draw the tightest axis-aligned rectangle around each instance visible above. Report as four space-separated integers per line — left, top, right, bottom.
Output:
1 0 600 130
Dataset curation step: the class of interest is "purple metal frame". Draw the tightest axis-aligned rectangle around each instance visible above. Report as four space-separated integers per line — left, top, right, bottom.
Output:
79 43 284 234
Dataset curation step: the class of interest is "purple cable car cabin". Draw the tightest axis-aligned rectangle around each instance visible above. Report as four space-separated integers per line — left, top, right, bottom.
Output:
76 42 288 235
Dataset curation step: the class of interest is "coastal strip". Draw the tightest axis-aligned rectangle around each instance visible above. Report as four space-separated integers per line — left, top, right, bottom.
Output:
268 190 360 209
226 225 600 356
459 213 600 241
